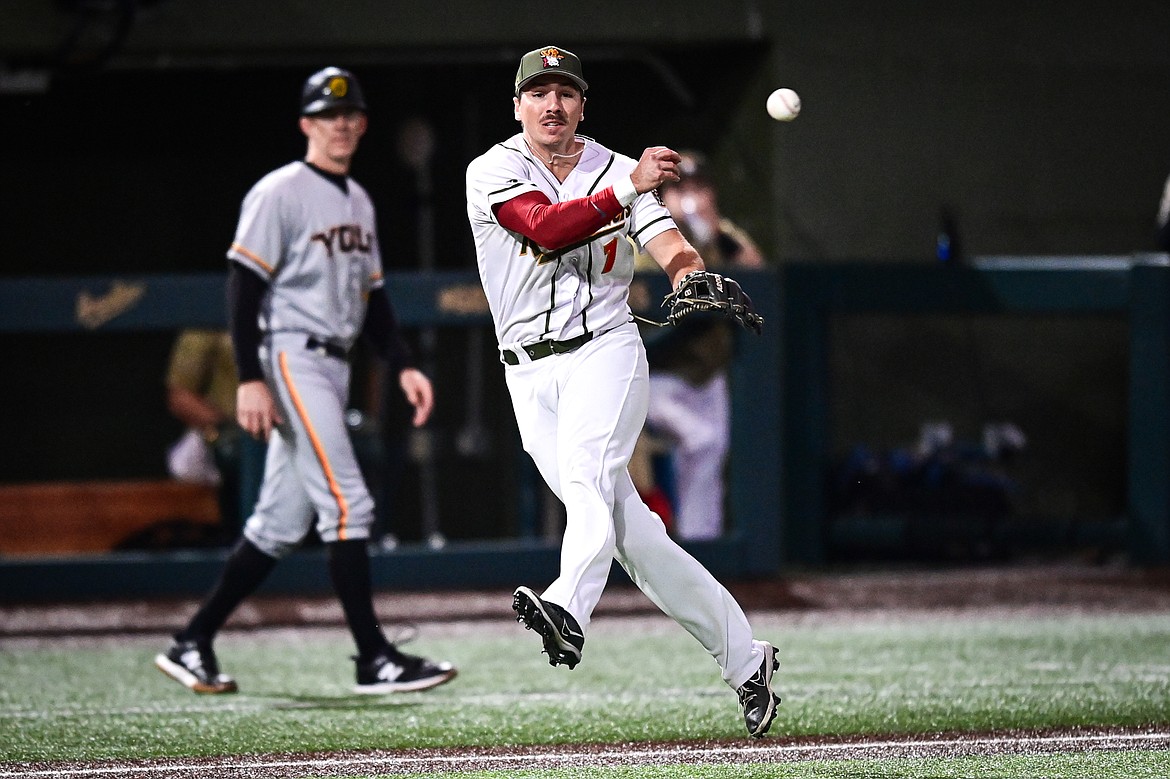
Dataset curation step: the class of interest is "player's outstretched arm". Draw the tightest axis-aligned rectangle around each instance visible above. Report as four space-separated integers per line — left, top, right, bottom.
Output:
491 146 680 251
629 146 682 193
644 228 705 288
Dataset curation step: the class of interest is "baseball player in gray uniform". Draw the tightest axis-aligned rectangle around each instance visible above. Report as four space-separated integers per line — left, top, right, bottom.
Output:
156 67 456 695
465 46 780 737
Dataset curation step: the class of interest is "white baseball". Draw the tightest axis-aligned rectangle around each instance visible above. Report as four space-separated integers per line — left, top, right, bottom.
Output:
766 88 801 122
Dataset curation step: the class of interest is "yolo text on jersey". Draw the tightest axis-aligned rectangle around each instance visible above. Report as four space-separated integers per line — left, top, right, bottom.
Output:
311 224 373 259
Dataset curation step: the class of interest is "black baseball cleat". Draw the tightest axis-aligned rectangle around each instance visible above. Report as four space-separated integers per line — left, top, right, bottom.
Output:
512 586 585 669
155 639 238 694
737 640 781 737
353 645 457 694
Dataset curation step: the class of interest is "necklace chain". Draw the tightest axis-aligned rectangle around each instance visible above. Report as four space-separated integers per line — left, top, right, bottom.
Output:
526 139 584 167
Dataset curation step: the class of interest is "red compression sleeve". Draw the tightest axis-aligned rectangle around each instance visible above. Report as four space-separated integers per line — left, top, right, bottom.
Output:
494 188 624 250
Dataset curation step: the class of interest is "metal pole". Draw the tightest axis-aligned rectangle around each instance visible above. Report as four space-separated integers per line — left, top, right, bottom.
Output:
398 118 445 549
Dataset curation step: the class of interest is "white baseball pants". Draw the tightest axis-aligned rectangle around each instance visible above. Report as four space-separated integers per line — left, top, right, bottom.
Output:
504 321 764 689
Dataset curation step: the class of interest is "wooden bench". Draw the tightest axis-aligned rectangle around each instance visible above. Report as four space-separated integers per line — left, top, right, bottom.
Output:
0 480 222 556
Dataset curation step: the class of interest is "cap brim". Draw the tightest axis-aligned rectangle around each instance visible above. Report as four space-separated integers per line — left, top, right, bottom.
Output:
302 99 368 116
515 73 588 95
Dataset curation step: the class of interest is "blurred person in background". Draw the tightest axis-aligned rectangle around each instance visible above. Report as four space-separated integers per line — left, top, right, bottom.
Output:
164 328 244 533
658 151 764 270
155 66 455 697
635 151 765 540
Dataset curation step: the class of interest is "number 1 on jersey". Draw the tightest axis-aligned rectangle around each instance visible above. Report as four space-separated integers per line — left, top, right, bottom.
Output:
601 238 618 274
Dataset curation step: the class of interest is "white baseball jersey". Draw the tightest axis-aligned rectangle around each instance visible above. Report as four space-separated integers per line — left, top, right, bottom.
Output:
466 133 676 352
228 161 383 349
465 134 767 692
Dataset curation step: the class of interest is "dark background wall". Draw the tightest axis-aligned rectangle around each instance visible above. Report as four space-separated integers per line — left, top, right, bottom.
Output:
761 3 1170 261
6 2 1168 264
2 0 1167 541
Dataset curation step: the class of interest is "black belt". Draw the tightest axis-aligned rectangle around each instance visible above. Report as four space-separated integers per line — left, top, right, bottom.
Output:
306 337 348 360
502 331 594 365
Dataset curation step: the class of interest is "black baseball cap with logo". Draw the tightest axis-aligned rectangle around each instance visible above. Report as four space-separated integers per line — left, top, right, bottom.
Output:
514 46 589 96
301 67 367 115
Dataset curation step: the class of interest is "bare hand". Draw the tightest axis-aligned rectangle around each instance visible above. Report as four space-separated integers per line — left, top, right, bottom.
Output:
236 380 282 441
630 146 682 193
398 367 435 427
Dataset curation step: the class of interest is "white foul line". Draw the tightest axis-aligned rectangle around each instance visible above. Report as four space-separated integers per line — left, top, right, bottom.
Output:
4 730 1169 777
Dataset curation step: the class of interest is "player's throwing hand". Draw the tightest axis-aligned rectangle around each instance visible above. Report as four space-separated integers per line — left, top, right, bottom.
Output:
630 146 682 193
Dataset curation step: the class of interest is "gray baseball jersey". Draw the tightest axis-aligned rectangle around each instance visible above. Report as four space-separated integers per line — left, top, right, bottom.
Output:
229 161 383 349
228 161 382 555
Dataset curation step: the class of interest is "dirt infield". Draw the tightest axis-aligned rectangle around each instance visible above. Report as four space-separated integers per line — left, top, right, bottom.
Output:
3 559 1169 637
6 727 1169 778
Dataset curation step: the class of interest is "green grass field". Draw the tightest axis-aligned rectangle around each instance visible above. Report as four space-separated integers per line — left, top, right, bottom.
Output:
2 609 1168 777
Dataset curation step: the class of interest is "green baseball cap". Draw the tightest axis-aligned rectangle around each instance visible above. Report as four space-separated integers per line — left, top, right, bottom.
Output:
514 46 588 95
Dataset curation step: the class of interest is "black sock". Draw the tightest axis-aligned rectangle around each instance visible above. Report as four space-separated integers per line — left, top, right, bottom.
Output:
177 537 277 644
327 539 387 661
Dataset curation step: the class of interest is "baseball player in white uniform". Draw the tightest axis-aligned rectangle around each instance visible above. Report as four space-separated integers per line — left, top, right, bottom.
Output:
465 46 780 737
156 67 455 696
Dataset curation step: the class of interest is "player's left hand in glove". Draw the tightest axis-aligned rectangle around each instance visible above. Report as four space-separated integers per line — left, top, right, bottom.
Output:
663 270 764 335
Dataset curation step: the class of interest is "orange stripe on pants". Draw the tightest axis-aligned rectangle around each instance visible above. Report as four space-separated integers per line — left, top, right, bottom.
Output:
279 351 350 538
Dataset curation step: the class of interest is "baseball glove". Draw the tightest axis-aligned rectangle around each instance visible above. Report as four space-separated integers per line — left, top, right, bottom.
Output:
662 271 764 334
